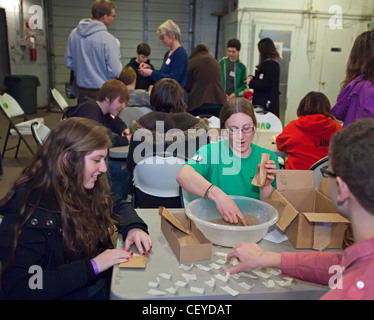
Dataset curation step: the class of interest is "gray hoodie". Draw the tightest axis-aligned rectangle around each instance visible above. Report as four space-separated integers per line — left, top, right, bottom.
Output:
64 19 122 89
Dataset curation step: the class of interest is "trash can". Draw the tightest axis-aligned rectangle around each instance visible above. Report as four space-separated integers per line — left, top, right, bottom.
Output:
4 75 40 115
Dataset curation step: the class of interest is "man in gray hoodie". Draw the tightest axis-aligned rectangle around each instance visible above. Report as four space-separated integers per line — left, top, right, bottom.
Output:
64 1 122 102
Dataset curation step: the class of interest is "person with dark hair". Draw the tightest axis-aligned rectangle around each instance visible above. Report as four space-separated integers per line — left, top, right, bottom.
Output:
276 91 342 169
139 20 188 99
185 44 226 117
126 78 210 208
177 97 279 225
64 1 122 103
227 118 374 300
220 39 248 99
331 30 374 127
126 43 155 92
118 66 150 108
0 118 151 299
246 37 280 117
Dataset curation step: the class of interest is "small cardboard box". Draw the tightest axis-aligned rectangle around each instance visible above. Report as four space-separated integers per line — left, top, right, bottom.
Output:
265 170 350 250
159 207 212 263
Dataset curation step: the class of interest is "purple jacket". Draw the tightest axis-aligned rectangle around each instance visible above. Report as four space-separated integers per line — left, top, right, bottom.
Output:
332 76 374 127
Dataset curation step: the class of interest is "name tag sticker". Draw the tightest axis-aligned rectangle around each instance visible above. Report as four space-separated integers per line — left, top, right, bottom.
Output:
229 71 235 77
259 73 264 80
166 58 171 65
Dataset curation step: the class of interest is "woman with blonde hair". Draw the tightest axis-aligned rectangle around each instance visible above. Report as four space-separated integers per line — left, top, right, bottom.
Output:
139 19 188 99
0 118 151 299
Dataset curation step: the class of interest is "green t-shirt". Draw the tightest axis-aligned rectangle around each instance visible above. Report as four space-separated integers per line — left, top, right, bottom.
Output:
186 140 279 200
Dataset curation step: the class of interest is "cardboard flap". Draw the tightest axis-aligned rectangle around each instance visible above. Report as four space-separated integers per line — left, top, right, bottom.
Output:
158 207 190 234
314 192 338 213
303 212 350 224
265 190 298 232
317 177 330 197
313 223 331 251
276 170 315 191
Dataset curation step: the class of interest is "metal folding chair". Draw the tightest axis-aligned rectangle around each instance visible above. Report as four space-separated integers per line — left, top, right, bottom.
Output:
0 93 44 158
50 88 69 119
31 121 51 146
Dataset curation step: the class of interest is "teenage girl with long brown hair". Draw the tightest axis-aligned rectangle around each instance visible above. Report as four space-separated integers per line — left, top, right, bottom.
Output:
0 117 152 299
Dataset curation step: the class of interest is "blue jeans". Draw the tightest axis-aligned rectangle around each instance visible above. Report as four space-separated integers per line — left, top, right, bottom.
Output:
107 159 130 200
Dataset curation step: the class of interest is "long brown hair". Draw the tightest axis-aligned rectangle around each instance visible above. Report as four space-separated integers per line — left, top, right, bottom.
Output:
1 118 115 268
257 38 280 70
341 30 374 90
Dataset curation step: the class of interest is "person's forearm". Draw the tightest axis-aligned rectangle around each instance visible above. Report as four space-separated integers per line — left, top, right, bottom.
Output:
260 184 274 201
176 165 211 198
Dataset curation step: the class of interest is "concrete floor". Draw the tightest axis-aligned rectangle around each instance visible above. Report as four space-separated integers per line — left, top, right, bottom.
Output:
0 106 63 199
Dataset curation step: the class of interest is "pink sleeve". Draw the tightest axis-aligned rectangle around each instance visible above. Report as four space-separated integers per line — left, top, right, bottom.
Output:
281 251 343 285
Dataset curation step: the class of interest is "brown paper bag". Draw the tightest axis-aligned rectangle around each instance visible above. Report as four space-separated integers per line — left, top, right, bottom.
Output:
251 153 270 187
119 252 149 268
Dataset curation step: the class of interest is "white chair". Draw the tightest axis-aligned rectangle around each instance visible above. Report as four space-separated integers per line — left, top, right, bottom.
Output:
50 88 69 118
132 155 186 208
0 93 44 158
31 121 51 146
309 156 329 189
255 112 283 132
118 106 151 127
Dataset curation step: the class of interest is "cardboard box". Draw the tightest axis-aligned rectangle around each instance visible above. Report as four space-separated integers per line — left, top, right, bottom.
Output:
265 170 350 250
159 207 212 263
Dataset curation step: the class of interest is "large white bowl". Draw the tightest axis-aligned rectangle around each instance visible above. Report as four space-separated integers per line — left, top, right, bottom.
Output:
185 196 278 247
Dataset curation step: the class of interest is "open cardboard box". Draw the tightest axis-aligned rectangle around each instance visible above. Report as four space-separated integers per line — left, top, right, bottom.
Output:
159 207 212 263
265 170 350 250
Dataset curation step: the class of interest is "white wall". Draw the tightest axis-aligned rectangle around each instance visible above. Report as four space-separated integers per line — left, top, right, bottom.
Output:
0 0 49 109
193 0 229 58
230 0 374 124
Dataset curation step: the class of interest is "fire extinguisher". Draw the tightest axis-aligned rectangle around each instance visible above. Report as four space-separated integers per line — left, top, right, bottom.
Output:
28 35 37 61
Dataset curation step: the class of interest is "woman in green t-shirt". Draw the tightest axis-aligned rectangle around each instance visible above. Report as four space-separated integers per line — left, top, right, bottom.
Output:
176 97 278 226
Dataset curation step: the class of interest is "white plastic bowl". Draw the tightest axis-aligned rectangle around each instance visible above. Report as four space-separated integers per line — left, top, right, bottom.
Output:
185 196 278 247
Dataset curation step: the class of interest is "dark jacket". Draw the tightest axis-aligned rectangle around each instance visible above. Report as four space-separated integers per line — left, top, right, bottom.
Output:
0 180 148 300
126 57 155 90
65 97 129 147
249 59 280 117
185 51 226 112
127 112 210 208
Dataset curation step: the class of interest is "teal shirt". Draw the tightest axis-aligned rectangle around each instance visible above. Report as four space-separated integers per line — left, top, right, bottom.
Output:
186 140 279 200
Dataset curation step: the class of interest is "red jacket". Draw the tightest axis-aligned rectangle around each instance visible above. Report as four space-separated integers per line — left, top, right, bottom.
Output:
276 114 342 170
